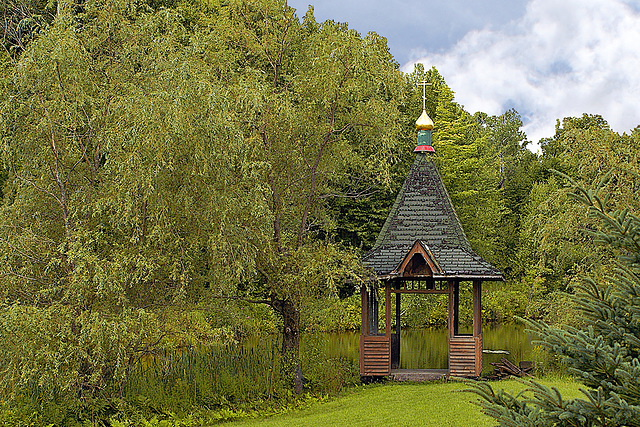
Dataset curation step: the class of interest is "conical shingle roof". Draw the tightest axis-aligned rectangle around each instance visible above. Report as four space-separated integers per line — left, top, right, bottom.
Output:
363 153 502 281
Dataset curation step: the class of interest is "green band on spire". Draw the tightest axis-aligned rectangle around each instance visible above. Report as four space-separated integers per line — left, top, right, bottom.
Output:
417 130 432 146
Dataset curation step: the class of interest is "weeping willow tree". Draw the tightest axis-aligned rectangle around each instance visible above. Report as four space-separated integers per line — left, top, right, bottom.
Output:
0 0 405 402
218 0 404 393
0 0 261 401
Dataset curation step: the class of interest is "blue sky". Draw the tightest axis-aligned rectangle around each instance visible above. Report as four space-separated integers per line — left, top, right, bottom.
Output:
288 0 640 148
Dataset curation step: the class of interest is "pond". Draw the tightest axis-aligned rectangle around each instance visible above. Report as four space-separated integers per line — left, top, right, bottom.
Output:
297 323 534 375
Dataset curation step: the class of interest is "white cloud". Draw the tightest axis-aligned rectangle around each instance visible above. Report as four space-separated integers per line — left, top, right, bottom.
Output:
289 0 529 66
402 0 640 148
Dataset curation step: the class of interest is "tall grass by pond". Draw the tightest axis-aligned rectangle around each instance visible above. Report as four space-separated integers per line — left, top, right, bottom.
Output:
0 325 537 425
125 345 283 412
0 339 358 426
115 338 360 424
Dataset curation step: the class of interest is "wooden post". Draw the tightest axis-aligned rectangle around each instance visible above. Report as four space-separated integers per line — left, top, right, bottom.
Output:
371 288 379 334
360 286 367 375
391 291 401 369
453 281 459 336
395 292 401 335
472 280 482 336
447 280 455 339
473 280 483 376
385 282 391 336
361 286 368 336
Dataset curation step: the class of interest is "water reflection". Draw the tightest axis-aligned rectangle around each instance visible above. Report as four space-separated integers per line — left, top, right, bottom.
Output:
296 323 533 374
246 324 533 375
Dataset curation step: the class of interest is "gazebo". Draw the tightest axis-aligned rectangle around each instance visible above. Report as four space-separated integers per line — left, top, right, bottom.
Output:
360 91 503 380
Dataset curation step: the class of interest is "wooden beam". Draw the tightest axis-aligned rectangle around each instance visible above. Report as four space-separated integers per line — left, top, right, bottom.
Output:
361 286 368 336
373 290 379 334
395 292 401 335
389 289 448 294
360 287 367 375
453 281 459 336
473 280 482 337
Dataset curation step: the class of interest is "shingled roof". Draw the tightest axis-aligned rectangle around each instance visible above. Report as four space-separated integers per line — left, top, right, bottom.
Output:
363 153 502 281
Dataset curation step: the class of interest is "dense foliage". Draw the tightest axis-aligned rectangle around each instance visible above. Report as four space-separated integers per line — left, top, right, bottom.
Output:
466 172 640 426
1 0 254 405
0 0 402 406
2 0 640 424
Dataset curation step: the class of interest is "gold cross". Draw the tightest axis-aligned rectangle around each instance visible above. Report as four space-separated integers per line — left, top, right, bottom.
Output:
417 80 432 111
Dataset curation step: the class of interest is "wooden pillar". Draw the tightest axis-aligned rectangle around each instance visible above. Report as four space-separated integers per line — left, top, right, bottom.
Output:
472 280 482 336
371 287 379 334
361 286 368 336
453 281 460 336
391 291 401 369
360 287 366 374
385 282 391 336
447 280 455 339
473 280 483 376
360 284 393 377
395 292 401 335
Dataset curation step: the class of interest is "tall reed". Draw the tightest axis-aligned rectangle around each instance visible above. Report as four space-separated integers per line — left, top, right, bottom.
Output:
124 341 284 415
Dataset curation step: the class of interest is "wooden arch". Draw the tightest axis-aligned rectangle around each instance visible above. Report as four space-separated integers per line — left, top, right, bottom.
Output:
394 241 441 278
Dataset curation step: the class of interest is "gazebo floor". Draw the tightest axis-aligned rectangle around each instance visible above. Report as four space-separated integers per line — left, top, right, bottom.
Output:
389 369 448 382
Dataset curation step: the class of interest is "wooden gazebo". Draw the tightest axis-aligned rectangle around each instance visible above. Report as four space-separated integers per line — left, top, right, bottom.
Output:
360 99 503 379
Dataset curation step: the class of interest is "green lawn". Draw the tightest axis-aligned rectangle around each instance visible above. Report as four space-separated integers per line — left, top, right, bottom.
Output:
230 377 581 427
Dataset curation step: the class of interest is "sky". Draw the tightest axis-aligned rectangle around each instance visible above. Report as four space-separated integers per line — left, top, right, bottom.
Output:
287 0 640 149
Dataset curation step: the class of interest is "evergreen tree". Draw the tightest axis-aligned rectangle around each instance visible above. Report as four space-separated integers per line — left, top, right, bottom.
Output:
514 115 640 299
474 109 538 275
433 74 505 263
466 171 640 427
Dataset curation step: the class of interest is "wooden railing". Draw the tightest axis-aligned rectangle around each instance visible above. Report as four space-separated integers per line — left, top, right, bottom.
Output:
449 335 482 377
360 335 391 376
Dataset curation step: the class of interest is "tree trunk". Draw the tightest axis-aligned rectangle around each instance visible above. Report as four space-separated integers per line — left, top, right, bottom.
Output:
273 297 303 394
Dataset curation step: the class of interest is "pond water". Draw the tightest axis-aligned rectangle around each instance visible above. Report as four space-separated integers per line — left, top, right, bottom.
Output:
297 323 534 375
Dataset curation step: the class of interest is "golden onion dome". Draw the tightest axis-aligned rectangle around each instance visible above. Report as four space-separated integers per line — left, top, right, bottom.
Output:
415 109 434 130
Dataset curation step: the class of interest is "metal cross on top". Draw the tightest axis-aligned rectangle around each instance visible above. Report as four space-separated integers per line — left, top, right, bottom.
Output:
417 80 432 111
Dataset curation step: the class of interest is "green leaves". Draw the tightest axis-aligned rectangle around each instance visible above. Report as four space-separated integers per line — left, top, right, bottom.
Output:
467 171 640 426
0 0 407 399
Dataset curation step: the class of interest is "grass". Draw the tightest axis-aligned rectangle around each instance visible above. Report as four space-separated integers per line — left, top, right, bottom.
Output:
230 376 582 427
